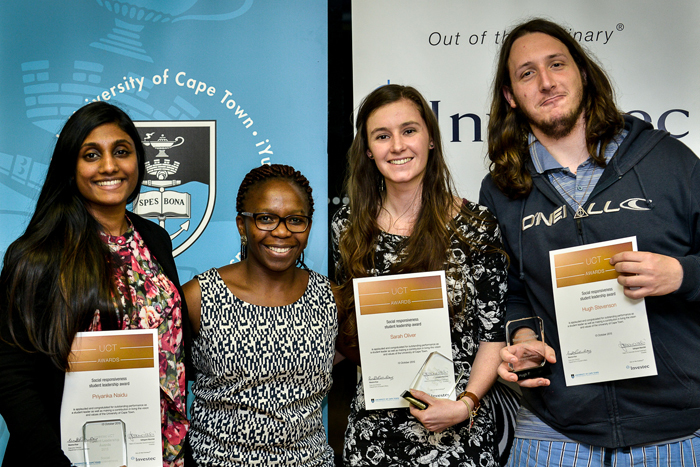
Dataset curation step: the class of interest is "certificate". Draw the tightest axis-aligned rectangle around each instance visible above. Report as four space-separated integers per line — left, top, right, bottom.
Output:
549 237 656 386
353 271 453 410
60 329 162 467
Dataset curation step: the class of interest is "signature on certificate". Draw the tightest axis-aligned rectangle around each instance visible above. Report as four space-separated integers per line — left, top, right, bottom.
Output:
618 340 646 354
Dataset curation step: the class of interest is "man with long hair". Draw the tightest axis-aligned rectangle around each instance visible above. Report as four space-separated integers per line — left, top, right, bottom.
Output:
479 18 700 466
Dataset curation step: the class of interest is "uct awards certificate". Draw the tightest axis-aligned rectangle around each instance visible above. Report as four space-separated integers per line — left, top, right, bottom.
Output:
353 271 453 410
60 329 162 467
549 237 656 386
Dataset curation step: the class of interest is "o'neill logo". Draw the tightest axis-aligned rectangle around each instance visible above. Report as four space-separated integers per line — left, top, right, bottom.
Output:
133 121 216 257
522 198 651 231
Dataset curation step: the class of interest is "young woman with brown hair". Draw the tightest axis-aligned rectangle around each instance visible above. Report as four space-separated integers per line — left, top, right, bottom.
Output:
333 84 518 466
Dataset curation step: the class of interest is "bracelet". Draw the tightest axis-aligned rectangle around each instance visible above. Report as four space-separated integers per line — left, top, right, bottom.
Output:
457 390 480 432
457 390 480 413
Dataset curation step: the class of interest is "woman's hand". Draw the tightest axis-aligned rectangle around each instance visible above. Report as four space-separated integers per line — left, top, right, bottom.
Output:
407 389 471 432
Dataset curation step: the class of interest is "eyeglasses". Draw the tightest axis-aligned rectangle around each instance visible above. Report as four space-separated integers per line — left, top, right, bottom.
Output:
240 212 311 233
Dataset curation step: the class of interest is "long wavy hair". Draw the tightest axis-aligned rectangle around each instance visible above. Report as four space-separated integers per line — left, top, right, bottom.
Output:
0 102 145 370
235 163 314 269
336 84 501 347
487 18 624 199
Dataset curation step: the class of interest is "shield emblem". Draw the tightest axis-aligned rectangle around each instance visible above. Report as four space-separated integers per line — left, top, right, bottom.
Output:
133 121 216 257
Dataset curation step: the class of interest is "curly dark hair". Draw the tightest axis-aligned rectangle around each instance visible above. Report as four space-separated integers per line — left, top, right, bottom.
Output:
236 164 314 216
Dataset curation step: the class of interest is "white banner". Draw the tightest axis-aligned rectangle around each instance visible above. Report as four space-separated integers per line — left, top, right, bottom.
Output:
352 0 700 200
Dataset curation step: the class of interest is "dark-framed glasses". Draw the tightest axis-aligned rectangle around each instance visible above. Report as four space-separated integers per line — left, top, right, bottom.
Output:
240 212 311 233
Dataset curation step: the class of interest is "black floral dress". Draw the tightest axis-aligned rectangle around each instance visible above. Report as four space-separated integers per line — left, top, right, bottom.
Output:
331 202 519 467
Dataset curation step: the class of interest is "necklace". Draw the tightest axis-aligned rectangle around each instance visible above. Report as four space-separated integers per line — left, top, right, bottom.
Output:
379 204 418 235
551 171 594 219
379 191 421 235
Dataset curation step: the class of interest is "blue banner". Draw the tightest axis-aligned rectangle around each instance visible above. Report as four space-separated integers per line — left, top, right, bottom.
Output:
0 0 329 278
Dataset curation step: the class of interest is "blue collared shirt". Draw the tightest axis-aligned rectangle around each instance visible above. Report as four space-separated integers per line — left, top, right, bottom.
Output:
528 130 628 211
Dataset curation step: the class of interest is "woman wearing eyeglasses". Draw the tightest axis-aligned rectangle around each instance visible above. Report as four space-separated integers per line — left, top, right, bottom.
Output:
182 164 338 467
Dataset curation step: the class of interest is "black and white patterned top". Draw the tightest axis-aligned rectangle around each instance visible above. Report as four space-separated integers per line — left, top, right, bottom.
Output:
189 268 338 466
332 202 516 467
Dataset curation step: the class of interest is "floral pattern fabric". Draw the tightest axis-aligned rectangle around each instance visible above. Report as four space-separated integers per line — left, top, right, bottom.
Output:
331 202 511 467
93 219 188 467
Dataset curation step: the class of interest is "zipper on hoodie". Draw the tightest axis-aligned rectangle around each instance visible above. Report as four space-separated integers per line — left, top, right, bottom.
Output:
575 217 584 240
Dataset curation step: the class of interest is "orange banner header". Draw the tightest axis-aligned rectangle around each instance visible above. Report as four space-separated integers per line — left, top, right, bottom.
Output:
553 241 633 288
68 332 156 372
356 274 444 315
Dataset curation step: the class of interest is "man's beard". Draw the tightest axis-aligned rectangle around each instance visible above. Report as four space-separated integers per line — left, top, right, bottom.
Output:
519 92 585 140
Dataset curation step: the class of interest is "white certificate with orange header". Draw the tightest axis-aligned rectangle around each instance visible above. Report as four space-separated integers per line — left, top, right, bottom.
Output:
353 271 452 410
549 237 656 386
60 329 162 467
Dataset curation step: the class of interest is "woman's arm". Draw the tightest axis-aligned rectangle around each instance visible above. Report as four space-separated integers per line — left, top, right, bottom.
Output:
463 341 505 401
182 278 202 337
465 341 505 396
411 205 509 432
331 281 360 366
334 337 360 366
0 336 72 466
0 268 72 466
408 341 504 432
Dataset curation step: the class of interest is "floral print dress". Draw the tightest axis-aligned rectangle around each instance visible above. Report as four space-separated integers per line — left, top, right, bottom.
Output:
92 220 189 467
332 202 518 467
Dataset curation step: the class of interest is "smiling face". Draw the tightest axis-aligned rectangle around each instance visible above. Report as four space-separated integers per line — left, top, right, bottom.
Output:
504 32 585 140
365 98 433 190
236 179 312 273
75 122 139 222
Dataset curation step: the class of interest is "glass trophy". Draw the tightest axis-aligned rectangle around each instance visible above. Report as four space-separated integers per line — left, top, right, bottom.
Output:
83 419 128 467
401 351 464 410
505 316 551 380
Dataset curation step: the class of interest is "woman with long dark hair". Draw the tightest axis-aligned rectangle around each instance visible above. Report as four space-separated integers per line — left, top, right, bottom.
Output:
332 84 519 466
0 102 189 466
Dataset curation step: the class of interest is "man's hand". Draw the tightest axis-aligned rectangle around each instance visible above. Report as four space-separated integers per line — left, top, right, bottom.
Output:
609 251 683 299
499 328 556 388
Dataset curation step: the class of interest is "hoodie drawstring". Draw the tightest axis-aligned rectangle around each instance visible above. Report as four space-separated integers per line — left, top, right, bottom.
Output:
632 166 655 209
518 198 527 281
